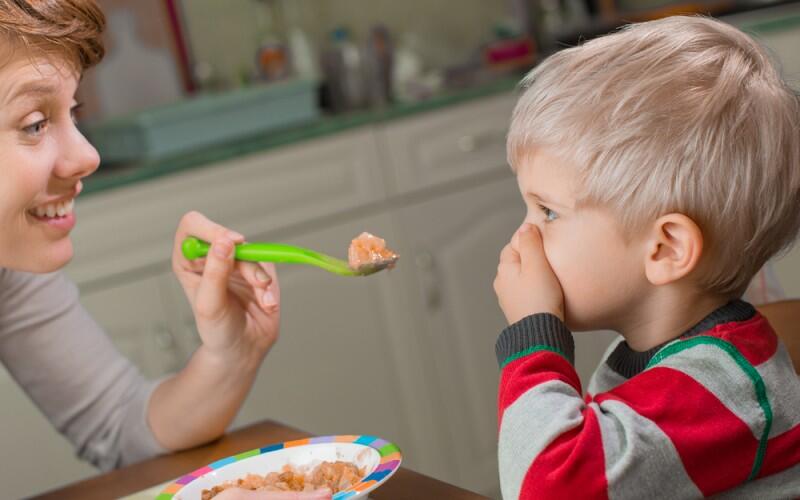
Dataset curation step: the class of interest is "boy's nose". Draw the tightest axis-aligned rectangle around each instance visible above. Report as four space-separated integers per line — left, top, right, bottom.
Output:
53 125 100 180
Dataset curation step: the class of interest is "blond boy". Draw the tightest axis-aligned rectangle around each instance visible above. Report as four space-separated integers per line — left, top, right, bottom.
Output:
493 15 800 499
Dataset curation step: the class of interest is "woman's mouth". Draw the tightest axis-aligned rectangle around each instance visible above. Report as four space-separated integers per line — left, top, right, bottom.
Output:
27 197 77 233
29 198 75 219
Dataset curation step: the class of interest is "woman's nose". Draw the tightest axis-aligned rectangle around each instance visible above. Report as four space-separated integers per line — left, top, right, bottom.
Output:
53 125 100 180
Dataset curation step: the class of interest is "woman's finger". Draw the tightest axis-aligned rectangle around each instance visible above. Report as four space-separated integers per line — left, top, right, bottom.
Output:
234 261 280 309
184 257 206 274
193 238 236 322
173 211 244 265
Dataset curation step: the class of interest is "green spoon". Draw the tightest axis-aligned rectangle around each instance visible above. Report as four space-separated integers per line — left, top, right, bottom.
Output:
181 237 398 277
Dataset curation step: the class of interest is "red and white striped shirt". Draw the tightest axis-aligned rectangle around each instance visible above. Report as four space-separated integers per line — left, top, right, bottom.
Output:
496 301 800 499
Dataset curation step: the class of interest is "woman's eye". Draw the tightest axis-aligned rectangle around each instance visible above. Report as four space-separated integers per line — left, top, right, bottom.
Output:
23 119 48 136
70 102 83 125
539 204 558 222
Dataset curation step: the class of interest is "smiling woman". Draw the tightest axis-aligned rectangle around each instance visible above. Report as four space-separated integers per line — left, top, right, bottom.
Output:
0 0 102 273
0 53 99 272
0 1 289 496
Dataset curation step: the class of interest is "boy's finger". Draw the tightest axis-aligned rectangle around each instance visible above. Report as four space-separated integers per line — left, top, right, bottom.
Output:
499 243 521 265
194 238 235 322
516 224 547 274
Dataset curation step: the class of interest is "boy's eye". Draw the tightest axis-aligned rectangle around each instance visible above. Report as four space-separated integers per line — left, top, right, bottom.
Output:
539 204 558 222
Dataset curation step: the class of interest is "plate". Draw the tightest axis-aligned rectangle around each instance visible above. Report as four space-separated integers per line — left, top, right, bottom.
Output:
156 435 402 500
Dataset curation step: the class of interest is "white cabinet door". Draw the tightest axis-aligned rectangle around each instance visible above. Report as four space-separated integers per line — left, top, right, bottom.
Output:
396 174 523 496
79 272 182 379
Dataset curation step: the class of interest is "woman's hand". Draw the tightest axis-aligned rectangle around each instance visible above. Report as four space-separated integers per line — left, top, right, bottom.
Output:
149 211 281 450
172 211 280 365
494 223 565 325
212 488 332 500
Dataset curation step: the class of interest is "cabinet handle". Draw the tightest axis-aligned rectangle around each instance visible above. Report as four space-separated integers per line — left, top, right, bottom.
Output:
415 251 442 310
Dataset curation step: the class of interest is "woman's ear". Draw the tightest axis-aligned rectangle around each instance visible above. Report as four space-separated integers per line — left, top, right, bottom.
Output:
644 213 704 286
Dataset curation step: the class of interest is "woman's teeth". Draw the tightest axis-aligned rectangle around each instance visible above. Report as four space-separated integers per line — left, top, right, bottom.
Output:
32 199 74 218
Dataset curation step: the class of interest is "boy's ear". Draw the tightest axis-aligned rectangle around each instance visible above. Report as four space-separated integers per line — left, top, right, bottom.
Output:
644 213 704 286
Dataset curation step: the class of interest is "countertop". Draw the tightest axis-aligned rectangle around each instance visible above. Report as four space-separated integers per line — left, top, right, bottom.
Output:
82 76 521 196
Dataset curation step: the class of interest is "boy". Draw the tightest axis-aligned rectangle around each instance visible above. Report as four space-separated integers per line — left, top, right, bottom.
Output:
493 15 800 499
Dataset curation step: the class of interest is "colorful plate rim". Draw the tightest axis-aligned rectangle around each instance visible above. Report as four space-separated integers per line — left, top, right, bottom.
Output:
155 434 403 500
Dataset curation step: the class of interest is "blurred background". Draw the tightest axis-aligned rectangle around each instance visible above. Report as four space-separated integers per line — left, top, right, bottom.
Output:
1 0 799 498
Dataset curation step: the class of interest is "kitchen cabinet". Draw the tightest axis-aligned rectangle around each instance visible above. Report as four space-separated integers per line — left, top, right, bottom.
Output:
79 273 182 379
394 175 522 495
380 93 517 194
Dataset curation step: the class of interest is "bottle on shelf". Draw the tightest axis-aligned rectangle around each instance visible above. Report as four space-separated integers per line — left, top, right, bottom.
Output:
320 27 366 112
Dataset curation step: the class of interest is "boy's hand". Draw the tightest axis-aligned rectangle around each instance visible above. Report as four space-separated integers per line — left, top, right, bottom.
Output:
494 223 565 325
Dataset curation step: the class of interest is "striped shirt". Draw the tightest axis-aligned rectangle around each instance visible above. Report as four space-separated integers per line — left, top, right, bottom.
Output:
495 300 800 499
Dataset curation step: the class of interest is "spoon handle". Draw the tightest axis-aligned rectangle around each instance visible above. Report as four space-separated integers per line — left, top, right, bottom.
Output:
181 237 358 276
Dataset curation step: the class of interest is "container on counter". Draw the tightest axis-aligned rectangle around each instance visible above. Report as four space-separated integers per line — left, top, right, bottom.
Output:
363 25 394 107
320 27 367 112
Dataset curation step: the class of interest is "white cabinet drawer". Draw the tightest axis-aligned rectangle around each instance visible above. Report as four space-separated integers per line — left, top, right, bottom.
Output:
380 93 517 193
66 129 386 285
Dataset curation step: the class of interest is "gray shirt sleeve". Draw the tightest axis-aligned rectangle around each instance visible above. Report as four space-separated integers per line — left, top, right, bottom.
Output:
0 268 167 470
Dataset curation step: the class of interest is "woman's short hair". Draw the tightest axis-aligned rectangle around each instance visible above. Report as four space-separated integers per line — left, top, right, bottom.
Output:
508 15 800 297
0 0 105 71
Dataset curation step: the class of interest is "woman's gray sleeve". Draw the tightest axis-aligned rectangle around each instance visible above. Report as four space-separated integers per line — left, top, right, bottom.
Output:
0 269 167 470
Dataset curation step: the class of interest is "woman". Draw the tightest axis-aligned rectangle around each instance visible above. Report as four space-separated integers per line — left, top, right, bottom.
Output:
0 0 281 475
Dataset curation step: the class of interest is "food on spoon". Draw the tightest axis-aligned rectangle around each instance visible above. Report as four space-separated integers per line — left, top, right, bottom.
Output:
201 461 364 498
348 232 399 271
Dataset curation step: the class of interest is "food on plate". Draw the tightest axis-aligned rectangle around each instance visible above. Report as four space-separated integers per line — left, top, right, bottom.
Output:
347 232 399 271
201 461 365 499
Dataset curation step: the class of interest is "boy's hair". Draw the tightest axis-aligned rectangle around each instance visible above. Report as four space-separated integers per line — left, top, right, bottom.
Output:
508 15 800 297
0 0 105 72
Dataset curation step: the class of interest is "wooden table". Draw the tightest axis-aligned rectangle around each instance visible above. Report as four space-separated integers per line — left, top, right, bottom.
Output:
32 420 489 500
